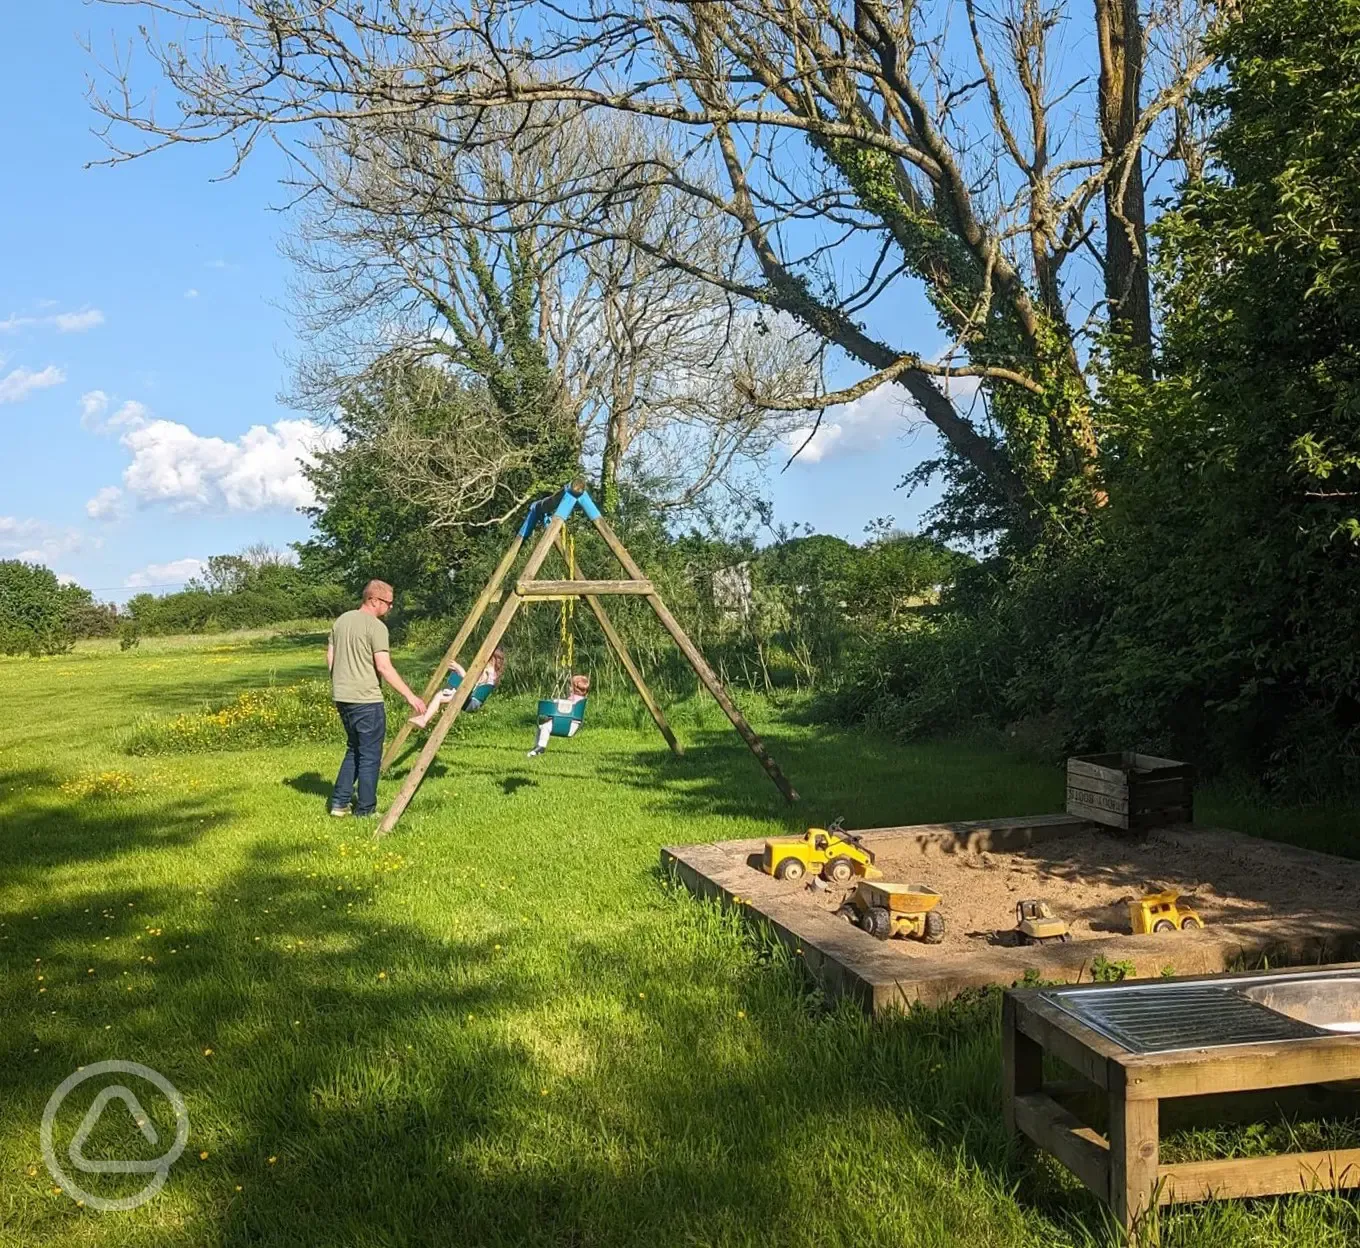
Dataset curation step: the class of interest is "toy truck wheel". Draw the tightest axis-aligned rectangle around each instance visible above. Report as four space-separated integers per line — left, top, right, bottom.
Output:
1153 919 1175 933
774 858 805 882
860 906 893 939
922 909 945 944
823 856 856 884
834 904 857 922
1181 916 1203 930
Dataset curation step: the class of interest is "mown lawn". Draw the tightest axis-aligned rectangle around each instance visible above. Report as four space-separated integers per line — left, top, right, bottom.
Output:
3 629 1359 1247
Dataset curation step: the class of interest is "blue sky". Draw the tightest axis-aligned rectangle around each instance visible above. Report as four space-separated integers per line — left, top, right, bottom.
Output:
2 3 945 603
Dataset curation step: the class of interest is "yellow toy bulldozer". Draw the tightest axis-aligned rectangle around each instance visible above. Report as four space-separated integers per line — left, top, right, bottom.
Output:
1015 899 1071 946
762 820 880 884
1129 889 1205 934
840 881 945 943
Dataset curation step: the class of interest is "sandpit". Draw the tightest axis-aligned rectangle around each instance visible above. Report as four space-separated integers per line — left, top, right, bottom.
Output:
663 815 1360 1011
802 824 1360 953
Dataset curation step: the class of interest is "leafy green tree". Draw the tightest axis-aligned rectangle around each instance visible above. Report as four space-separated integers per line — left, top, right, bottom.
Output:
0 562 79 655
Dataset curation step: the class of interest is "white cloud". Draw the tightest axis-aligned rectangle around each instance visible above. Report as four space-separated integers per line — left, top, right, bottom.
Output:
124 557 207 589
85 485 126 521
80 389 109 426
184 288 199 300
81 393 149 434
0 308 104 334
0 365 65 404
51 309 105 333
120 416 341 513
56 573 79 587
778 364 987 466
780 385 911 465
0 515 83 566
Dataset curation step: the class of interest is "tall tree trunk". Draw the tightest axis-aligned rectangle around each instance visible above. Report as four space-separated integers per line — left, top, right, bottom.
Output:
600 407 626 514
1096 0 1153 372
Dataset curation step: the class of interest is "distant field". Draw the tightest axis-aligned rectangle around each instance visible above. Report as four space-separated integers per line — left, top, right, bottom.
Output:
2 627 1358 1247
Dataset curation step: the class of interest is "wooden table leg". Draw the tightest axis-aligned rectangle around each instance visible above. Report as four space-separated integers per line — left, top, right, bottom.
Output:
1109 1093 1160 1244
1002 994 1044 1137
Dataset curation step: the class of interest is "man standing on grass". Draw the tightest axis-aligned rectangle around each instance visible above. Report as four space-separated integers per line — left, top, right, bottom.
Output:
326 580 426 818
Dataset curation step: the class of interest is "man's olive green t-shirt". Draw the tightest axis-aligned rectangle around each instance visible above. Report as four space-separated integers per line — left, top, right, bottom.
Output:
329 609 389 704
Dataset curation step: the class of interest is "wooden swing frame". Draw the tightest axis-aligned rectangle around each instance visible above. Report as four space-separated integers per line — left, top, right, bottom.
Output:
374 483 798 836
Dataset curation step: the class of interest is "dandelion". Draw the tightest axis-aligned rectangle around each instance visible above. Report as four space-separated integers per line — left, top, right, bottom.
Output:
267 1156 278 1165
377 971 388 981
199 1151 209 1161
203 1047 214 1057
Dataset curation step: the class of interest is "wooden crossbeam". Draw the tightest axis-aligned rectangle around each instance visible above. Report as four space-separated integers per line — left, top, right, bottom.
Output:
516 578 653 597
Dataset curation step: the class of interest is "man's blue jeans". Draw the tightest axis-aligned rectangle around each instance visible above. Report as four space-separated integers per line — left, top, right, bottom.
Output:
331 701 387 815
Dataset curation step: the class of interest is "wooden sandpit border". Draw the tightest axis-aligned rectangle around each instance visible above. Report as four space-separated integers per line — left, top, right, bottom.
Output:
661 815 1360 1013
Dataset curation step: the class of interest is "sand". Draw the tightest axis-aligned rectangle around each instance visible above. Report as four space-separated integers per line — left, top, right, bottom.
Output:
787 825 1360 952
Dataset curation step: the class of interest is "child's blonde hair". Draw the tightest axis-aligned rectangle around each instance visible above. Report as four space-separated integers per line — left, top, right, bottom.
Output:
569 673 591 696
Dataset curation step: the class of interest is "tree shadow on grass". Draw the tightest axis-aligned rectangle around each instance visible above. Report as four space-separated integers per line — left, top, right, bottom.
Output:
0 767 229 886
0 770 1108 1248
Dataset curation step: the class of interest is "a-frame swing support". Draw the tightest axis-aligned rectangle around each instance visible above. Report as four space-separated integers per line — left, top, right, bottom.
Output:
375 484 798 836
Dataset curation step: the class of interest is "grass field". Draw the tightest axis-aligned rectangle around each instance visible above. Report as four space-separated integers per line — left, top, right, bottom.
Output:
3 628 1360 1247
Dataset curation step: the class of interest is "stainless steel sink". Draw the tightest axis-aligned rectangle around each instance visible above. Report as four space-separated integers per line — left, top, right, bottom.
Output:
1241 978 1360 1034
1041 969 1360 1054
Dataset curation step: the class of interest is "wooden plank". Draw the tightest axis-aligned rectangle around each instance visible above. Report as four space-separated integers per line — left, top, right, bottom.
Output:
374 517 563 837
1109 1091 1160 1234
1002 994 1044 1136
1158 1148 1360 1205
1129 753 1193 775
1067 787 1131 816
1122 1036 1360 1101
1068 756 1128 782
1011 992 1120 1091
380 531 524 773
516 578 653 597
1066 798 1132 830
592 514 799 804
1014 1092 1111 1200
1065 773 1132 800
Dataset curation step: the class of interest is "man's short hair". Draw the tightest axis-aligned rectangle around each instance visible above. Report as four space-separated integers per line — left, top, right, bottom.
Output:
362 579 394 604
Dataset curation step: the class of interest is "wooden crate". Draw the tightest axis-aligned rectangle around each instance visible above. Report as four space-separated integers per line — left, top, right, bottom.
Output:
1066 752 1194 831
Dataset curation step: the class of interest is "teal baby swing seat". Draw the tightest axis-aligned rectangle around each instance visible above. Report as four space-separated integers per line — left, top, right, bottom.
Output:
538 697 587 738
448 669 497 707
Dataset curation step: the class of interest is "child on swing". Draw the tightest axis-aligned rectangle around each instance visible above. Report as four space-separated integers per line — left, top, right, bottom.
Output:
527 673 590 757
408 646 507 728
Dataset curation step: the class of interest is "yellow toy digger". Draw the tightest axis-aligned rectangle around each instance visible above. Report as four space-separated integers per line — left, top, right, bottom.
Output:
840 881 945 943
762 819 880 885
1015 899 1071 946
1129 889 1204 934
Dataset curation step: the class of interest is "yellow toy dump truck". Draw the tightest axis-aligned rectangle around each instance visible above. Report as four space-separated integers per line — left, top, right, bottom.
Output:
762 822 880 884
840 881 945 943
1129 889 1204 934
1015 899 1071 946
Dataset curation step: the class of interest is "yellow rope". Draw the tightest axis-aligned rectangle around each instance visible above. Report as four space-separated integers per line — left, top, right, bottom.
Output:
559 532 575 679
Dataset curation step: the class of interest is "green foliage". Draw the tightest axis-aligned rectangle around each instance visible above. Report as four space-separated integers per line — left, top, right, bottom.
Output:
842 0 1360 798
1090 954 1136 983
125 555 346 637
0 561 110 656
125 679 341 754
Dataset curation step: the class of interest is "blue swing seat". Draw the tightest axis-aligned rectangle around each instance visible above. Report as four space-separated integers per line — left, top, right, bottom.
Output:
537 696 587 738
448 669 497 708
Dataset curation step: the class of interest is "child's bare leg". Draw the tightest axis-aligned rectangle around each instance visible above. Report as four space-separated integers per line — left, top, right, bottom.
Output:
409 688 454 728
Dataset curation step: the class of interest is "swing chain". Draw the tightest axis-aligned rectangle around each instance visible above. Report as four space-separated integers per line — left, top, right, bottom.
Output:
558 532 575 686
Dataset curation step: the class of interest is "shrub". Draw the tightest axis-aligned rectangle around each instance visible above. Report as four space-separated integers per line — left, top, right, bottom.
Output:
126 680 341 754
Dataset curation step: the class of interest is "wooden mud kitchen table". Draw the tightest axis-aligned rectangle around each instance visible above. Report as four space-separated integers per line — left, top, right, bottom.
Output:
1002 965 1360 1238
